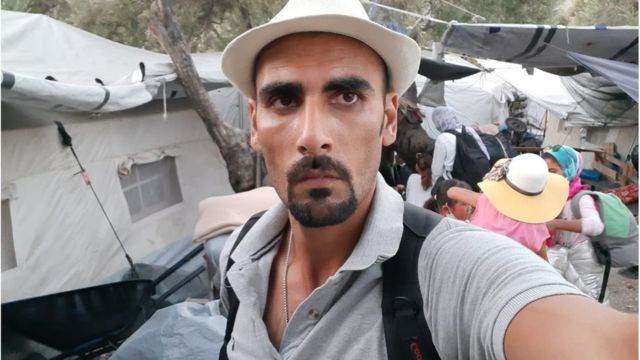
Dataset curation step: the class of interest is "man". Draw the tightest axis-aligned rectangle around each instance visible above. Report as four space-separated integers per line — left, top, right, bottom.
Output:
218 0 638 358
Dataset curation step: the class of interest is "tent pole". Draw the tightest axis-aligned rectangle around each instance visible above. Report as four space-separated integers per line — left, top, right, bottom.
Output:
55 121 138 277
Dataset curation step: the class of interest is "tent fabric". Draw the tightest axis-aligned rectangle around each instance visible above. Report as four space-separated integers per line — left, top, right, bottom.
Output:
417 79 446 108
567 52 639 102
417 54 512 133
467 58 637 128
442 23 638 74
116 148 181 176
560 73 638 127
418 54 638 130
1 10 230 113
1 101 235 302
0 11 255 303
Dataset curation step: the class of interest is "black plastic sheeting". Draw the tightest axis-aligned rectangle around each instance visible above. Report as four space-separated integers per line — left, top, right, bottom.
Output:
418 56 480 81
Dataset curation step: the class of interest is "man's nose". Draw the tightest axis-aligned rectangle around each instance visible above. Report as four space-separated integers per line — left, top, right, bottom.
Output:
295 101 332 156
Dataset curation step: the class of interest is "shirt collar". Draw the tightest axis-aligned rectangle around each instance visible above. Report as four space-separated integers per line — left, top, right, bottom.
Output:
230 173 405 271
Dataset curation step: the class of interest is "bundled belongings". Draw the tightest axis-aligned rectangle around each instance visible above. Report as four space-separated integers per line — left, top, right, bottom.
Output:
478 133 517 167
601 184 639 205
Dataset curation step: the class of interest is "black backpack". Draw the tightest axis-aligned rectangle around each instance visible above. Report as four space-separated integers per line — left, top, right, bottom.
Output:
219 203 442 360
446 126 491 191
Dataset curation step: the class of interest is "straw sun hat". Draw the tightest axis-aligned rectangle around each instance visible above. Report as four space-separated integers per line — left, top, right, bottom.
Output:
221 0 421 98
478 153 569 224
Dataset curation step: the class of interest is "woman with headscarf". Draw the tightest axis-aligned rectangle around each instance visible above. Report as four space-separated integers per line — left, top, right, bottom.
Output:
543 145 607 302
430 106 490 189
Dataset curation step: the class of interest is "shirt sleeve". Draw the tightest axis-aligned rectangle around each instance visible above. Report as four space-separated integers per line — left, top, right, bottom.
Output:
405 174 421 206
578 195 605 236
418 219 585 360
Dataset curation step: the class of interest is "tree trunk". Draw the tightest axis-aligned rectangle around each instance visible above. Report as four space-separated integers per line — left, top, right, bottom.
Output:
149 0 256 192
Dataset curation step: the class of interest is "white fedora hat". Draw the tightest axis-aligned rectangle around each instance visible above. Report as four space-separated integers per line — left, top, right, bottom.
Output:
221 0 421 98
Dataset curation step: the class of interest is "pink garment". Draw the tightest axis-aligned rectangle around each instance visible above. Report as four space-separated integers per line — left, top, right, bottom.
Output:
568 179 589 199
470 194 550 252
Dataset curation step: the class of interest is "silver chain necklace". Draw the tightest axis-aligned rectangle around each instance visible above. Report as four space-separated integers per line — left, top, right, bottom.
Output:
282 229 293 325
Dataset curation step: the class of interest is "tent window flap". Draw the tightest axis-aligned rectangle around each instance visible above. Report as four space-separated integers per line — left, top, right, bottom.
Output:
120 157 183 222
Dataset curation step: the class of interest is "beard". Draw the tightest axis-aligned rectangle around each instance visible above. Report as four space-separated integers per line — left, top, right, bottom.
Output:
286 155 358 228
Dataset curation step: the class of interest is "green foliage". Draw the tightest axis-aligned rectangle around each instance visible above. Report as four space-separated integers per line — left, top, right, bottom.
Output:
560 0 638 26
2 0 286 52
2 0 637 52
372 0 559 47
2 0 70 18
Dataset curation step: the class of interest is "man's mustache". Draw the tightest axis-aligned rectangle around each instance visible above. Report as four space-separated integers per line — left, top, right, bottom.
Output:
286 156 352 184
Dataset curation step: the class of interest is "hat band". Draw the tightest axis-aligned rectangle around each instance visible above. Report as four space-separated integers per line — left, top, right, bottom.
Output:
504 177 544 197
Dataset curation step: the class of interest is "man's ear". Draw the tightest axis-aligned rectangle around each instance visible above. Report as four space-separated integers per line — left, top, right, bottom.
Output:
248 98 261 152
381 93 398 146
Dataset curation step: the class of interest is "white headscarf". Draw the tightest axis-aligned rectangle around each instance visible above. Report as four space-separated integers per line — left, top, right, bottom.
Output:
432 106 490 160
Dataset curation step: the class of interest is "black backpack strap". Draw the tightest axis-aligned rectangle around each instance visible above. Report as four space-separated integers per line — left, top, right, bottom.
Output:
382 203 442 360
219 211 266 360
594 242 612 303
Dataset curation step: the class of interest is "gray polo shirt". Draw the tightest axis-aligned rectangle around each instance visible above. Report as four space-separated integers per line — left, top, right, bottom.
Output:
219 175 583 359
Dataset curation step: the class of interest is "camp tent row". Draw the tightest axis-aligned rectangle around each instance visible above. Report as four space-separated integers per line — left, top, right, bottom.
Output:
432 22 638 163
1 10 637 302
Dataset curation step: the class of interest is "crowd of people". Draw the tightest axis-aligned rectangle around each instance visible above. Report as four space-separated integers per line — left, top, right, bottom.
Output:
396 117 617 302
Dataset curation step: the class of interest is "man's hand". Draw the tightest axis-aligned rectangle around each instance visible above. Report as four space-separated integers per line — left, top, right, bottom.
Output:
505 295 638 359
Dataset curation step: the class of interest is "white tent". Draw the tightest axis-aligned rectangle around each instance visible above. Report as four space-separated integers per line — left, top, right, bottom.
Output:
440 22 639 128
1 11 248 301
1 10 232 113
418 54 638 163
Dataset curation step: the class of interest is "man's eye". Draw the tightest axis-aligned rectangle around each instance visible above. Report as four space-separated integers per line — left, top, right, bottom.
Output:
336 92 359 105
273 96 296 109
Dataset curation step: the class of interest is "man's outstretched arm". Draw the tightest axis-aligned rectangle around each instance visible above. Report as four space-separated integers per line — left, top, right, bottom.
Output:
505 294 638 359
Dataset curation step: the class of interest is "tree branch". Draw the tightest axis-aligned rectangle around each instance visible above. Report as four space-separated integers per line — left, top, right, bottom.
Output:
149 0 257 192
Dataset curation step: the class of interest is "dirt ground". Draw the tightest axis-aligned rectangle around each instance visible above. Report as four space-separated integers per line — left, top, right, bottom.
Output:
607 268 638 313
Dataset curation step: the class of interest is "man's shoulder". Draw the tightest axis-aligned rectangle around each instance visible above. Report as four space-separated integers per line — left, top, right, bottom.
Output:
422 217 521 254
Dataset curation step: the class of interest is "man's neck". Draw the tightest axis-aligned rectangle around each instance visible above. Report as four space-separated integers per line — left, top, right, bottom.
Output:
263 185 377 347
288 187 376 289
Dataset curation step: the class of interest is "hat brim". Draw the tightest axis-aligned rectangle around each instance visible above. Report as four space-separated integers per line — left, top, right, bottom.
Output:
478 173 569 224
221 14 420 98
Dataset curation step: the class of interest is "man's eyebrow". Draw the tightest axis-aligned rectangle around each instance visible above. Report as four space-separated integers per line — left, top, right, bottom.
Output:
257 81 303 101
322 77 373 93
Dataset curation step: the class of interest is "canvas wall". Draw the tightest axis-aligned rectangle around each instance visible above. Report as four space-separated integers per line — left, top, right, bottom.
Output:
1 99 235 301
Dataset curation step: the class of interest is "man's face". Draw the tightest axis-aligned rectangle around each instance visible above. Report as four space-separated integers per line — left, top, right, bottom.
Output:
249 33 398 227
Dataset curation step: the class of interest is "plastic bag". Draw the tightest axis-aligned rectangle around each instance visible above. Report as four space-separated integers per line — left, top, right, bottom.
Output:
112 300 226 360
